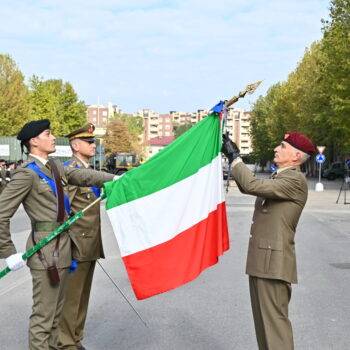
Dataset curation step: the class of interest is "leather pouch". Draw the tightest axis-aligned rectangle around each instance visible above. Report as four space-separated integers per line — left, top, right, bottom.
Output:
47 265 60 286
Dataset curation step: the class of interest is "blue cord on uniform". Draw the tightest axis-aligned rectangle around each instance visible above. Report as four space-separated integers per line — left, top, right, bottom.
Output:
69 259 78 273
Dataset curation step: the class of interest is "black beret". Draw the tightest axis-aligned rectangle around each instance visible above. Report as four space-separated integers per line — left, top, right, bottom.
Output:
17 119 51 141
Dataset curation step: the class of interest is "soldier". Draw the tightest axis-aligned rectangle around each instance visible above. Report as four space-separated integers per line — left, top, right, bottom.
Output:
0 119 115 350
226 132 315 350
0 160 6 194
5 161 16 182
58 124 104 350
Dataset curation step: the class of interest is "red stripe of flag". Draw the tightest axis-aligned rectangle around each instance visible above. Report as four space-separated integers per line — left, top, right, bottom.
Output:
122 202 229 300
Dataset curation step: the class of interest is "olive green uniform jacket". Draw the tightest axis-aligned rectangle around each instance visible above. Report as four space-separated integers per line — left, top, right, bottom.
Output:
0 167 7 194
232 162 308 284
65 155 104 261
0 156 114 269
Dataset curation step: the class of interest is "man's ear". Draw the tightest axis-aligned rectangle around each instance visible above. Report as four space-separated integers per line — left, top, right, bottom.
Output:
294 151 302 163
29 137 38 148
70 140 80 152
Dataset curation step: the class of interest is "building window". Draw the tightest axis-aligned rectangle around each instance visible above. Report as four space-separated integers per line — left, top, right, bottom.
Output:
93 118 97 122
103 111 107 116
165 125 170 129
165 132 170 136
234 113 240 120
93 110 97 115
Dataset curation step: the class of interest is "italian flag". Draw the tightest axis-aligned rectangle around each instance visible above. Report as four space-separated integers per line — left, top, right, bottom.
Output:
103 112 229 300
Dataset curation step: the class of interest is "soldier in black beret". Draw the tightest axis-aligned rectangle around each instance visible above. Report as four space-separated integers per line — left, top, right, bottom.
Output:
1 119 115 350
17 119 51 154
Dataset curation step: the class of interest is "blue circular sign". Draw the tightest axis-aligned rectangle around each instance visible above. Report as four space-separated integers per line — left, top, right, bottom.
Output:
346 159 350 167
315 154 326 164
269 165 277 172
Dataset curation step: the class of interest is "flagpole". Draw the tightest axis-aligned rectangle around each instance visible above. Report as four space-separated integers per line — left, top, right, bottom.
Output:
97 261 148 328
224 80 263 108
0 194 106 279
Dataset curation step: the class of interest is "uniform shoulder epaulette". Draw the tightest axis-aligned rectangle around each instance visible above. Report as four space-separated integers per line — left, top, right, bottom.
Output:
69 160 78 168
20 159 33 168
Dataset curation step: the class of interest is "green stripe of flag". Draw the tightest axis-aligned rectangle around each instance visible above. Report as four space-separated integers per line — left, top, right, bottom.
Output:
104 112 221 209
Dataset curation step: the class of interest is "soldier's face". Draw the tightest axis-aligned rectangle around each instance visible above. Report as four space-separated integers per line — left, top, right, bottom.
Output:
31 129 56 154
273 141 298 168
75 139 96 158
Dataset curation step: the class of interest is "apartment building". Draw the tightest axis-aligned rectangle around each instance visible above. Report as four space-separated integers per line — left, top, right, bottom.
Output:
86 103 253 159
136 109 174 143
86 101 122 137
224 108 252 155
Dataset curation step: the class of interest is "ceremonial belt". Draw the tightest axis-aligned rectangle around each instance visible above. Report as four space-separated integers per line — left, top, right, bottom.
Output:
26 161 71 215
63 160 101 198
32 222 62 232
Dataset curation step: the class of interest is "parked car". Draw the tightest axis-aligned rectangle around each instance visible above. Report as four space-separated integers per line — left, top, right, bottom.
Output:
322 161 346 180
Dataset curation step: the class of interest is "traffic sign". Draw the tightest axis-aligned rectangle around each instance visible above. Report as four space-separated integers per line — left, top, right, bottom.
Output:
315 154 326 164
317 146 326 154
346 159 350 167
269 165 277 172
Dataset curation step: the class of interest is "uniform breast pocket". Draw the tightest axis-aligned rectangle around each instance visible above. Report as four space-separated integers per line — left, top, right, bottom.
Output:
37 183 51 194
257 239 283 274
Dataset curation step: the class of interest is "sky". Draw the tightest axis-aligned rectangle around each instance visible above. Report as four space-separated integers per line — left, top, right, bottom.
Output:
0 0 330 114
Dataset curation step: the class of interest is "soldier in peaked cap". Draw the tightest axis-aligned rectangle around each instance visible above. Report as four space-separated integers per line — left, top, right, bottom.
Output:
0 119 115 350
58 123 103 350
223 131 315 350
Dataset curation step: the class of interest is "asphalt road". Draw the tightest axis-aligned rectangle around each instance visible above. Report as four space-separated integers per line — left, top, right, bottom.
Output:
0 176 349 350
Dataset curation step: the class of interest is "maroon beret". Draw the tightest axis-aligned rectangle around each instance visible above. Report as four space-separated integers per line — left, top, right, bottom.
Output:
283 132 315 155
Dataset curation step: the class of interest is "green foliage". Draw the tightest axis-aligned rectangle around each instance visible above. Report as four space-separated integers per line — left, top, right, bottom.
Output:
173 123 193 139
29 76 86 136
0 54 31 135
250 0 350 164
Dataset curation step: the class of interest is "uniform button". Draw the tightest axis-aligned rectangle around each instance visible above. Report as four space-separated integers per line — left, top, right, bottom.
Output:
268 245 271 249
82 233 85 236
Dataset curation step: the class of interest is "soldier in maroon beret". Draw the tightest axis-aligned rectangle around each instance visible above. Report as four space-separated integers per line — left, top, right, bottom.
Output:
223 131 315 350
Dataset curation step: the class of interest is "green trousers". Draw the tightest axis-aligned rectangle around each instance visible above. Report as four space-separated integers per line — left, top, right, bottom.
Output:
249 276 294 350
58 260 96 350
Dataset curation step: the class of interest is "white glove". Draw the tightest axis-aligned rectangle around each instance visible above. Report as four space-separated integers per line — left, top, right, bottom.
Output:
113 173 126 180
6 253 26 271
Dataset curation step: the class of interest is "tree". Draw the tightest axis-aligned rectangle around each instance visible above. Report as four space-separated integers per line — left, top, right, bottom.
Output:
249 95 275 169
321 0 350 153
174 123 193 138
104 119 134 154
0 54 31 135
29 76 86 136
113 113 144 155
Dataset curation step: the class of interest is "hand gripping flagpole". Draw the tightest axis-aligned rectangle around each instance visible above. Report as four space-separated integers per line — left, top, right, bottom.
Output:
0 194 106 279
213 80 263 192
